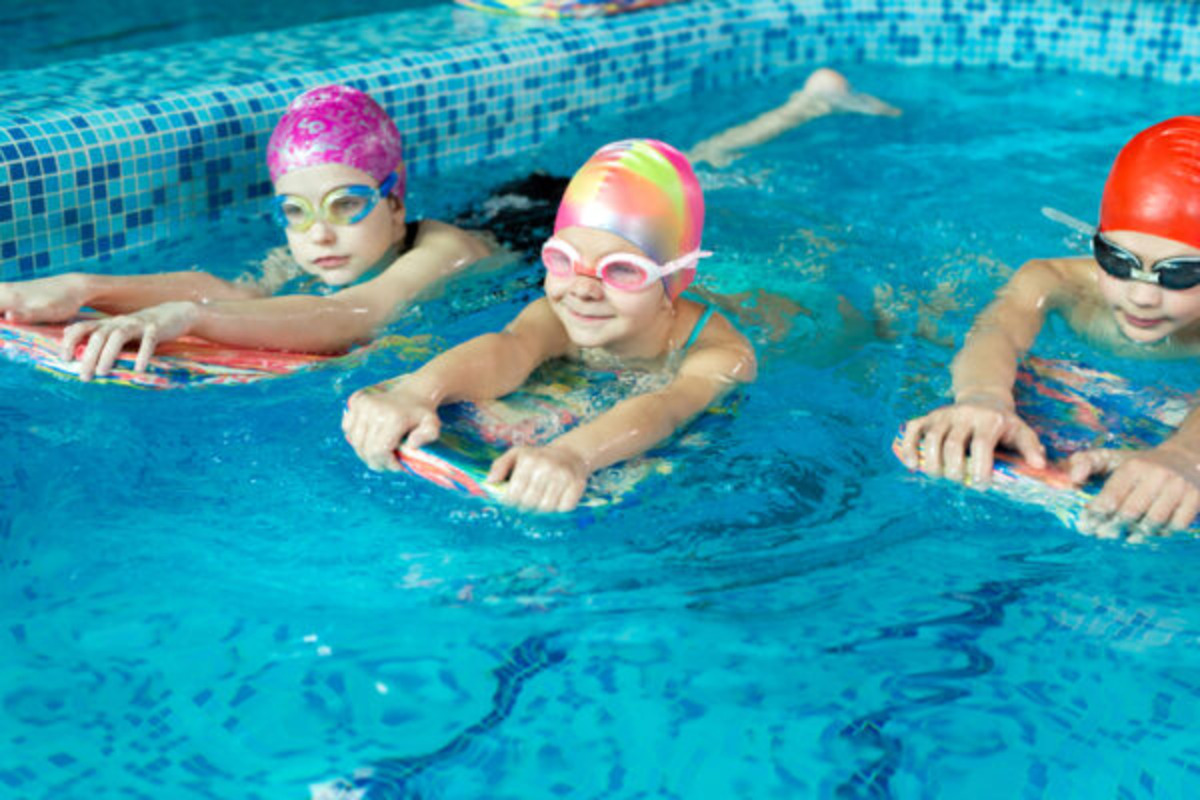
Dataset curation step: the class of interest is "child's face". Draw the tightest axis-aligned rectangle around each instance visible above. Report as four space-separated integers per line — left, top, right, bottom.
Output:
1096 230 1200 344
274 163 406 286
543 226 674 356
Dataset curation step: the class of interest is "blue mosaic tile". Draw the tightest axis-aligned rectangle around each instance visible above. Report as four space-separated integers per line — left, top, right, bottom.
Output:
2 0 1200 279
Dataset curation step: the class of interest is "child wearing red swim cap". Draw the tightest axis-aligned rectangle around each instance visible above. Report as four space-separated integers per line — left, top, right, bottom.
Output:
899 116 1200 534
0 85 492 380
343 139 757 512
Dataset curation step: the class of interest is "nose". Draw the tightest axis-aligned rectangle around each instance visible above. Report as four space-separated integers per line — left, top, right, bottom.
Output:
1126 279 1163 308
567 271 605 298
306 220 336 244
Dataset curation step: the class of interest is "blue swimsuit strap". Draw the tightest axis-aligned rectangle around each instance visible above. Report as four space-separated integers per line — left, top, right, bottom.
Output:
681 303 716 351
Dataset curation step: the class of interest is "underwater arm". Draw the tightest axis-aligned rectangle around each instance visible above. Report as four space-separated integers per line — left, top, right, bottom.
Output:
487 317 757 512
343 298 571 470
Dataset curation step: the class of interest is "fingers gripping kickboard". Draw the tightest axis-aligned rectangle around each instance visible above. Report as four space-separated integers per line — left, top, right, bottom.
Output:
892 357 1192 528
0 318 431 388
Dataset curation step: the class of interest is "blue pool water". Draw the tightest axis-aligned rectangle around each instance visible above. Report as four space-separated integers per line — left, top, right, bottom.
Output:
0 0 442 72
4 61 1200 799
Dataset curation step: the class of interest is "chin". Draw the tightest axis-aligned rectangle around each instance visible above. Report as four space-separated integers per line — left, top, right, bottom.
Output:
316 267 366 287
1119 322 1171 345
566 328 615 349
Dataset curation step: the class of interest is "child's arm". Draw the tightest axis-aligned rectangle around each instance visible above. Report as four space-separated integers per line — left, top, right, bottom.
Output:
0 270 266 324
342 298 571 471
898 257 1088 484
486 313 757 512
59 222 491 380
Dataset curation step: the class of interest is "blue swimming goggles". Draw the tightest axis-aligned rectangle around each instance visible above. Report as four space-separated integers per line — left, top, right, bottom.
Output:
272 172 398 233
1092 232 1200 291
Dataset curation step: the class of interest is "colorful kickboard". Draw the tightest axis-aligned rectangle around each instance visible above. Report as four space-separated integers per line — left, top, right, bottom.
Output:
395 359 732 508
0 318 432 388
453 0 684 19
893 356 1194 529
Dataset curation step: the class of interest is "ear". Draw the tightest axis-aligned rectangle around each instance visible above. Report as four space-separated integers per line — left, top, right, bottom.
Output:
387 195 406 225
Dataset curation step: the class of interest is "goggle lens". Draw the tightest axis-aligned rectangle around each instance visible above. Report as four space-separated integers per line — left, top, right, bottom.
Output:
271 173 397 233
598 259 653 290
541 245 575 276
1093 234 1200 290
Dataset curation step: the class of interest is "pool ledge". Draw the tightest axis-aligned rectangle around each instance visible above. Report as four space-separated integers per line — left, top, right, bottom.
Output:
1 0 1197 278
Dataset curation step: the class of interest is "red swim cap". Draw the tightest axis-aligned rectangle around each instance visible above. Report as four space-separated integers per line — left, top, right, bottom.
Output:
1098 116 1200 250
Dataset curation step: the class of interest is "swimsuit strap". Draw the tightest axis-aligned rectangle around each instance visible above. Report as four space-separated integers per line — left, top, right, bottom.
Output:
681 303 715 351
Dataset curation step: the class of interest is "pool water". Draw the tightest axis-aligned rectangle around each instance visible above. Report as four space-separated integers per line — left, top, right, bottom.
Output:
4 62 1200 798
0 0 443 72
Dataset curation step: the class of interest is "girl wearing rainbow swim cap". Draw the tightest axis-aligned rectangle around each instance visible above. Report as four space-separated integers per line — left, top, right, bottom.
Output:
0 85 490 380
343 139 757 512
899 116 1200 534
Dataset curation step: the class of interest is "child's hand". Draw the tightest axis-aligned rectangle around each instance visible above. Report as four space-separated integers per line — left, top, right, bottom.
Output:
59 301 198 381
342 382 440 471
1068 445 1200 534
0 274 88 323
486 444 590 512
899 395 1046 485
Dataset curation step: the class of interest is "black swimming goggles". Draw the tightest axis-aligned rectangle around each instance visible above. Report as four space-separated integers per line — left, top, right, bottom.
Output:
1091 232 1200 291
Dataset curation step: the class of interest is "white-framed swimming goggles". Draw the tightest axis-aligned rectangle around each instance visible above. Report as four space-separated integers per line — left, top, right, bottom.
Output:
540 236 709 292
272 172 398 233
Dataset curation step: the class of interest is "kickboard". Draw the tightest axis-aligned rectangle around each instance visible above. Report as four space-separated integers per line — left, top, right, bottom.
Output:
893 356 1194 529
395 358 734 509
0 318 432 388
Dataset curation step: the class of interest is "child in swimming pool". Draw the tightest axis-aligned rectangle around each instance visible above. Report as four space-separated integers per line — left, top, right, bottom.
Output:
0 84 491 380
687 67 901 168
898 116 1200 534
342 139 757 512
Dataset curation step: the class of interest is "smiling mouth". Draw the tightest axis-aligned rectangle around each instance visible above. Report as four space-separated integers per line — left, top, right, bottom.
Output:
567 308 612 323
1122 311 1167 329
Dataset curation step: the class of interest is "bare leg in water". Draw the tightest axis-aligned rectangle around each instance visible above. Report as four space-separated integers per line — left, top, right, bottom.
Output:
688 68 901 168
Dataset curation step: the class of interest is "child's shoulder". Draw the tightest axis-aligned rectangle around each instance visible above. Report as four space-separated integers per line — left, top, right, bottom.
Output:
676 297 757 379
679 295 749 342
409 218 494 262
1003 254 1099 306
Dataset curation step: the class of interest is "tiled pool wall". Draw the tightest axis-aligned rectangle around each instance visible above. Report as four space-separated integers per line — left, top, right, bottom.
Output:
1 0 1197 280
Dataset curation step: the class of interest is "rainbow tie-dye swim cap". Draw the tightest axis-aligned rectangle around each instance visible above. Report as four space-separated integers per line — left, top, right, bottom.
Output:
267 85 405 198
554 138 704 298
1099 116 1200 249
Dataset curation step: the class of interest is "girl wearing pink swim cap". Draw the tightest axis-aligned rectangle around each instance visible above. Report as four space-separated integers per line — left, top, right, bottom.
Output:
343 139 757 512
0 84 491 379
900 116 1200 535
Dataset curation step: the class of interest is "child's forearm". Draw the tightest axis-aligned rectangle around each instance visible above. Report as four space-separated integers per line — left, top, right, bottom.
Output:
83 271 259 314
186 295 382 353
393 333 542 407
1163 405 1200 457
948 308 1036 407
550 392 695 474
950 334 1021 406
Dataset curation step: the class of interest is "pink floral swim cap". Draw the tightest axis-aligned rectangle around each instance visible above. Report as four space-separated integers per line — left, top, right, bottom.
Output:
267 85 405 198
555 138 704 298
